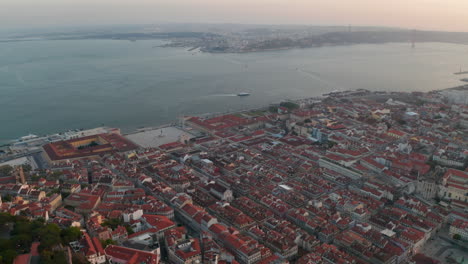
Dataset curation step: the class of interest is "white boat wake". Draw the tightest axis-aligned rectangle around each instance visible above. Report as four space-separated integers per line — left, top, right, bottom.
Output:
297 68 346 91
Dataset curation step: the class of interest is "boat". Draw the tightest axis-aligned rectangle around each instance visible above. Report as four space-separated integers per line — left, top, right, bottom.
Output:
237 92 250 97
19 134 39 141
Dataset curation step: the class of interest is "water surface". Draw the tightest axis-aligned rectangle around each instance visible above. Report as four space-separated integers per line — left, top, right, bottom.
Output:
0 40 466 142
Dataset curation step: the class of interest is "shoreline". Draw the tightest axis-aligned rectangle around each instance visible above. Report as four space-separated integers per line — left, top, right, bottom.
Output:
2 81 466 147
2 36 468 55
169 40 468 54
2 85 465 148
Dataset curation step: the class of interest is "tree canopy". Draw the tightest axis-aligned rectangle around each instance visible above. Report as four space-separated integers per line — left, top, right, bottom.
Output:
0 214 82 264
0 165 13 176
101 218 123 229
279 101 299 110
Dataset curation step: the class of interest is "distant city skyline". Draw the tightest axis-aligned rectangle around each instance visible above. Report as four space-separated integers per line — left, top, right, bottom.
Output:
1 0 468 32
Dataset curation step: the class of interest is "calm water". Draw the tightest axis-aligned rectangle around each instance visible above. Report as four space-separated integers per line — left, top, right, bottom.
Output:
0 39 467 142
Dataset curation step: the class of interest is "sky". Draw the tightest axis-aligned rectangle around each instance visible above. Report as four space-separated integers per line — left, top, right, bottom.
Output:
1 0 468 32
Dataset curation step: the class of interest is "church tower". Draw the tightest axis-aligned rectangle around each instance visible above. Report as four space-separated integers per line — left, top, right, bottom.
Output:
14 166 26 184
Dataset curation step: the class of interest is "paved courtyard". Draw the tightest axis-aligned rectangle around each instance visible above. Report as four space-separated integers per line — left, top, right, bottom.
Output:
125 126 193 148
421 235 468 264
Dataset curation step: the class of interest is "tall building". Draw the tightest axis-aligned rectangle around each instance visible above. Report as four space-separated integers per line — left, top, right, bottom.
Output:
13 166 26 184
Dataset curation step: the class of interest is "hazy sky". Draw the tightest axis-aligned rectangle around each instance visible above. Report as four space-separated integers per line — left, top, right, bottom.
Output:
2 0 468 31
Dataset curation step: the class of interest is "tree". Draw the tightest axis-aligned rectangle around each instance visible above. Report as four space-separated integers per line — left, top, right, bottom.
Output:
1 194 12 203
38 224 62 252
0 238 13 247
0 249 17 264
72 253 91 264
397 119 407 125
453 234 461 240
279 102 299 110
125 225 134 235
61 227 82 244
49 171 63 180
11 221 32 237
0 165 13 176
0 213 75 264
101 218 123 230
40 250 54 263
40 250 67 264
0 212 13 225
101 239 116 248
64 205 75 211
30 219 45 239
30 175 41 182
22 164 32 173
326 141 337 149
11 234 32 253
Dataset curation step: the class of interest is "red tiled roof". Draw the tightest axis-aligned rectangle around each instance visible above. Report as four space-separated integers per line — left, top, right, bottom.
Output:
105 245 158 264
142 214 175 230
44 133 137 161
412 253 440 264
445 169 468 179
209 223 228 235
92 237 105 255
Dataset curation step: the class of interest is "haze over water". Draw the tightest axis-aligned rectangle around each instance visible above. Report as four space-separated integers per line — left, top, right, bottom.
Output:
0 39 467 142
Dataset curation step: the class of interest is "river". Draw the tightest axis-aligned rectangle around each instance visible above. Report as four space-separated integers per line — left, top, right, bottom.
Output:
0 39 467 142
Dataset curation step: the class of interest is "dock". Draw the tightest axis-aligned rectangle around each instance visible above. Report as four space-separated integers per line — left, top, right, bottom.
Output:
454 71 468 75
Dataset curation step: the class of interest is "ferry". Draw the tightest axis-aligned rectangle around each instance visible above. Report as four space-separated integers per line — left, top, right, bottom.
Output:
237 92 250 97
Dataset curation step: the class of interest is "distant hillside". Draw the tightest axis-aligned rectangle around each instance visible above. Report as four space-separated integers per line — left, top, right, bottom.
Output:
2 24 468 53
238 30 468 52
